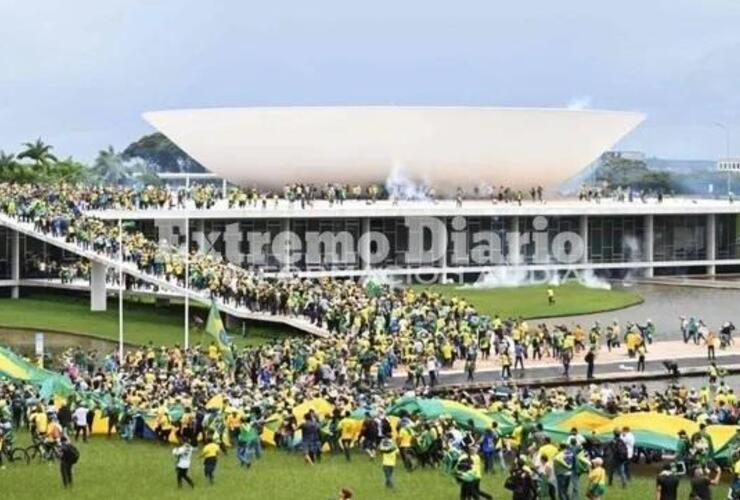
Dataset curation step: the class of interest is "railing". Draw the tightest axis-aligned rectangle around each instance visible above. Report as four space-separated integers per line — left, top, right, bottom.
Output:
0 213 328 338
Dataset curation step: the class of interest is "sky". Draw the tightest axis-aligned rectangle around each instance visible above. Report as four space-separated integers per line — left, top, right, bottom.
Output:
2 0 740 163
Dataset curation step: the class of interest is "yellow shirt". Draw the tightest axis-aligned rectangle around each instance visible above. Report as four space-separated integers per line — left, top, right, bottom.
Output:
382 448 398 467
201 442 220 459
34 412 49 434
339 418 355 441
398 427 413 448
588 466 606 486
226 414 241 430
539 443 559 461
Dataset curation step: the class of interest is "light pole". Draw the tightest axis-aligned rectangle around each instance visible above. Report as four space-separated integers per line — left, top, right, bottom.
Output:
713 122 732 195
118 217 124 362
184 214 190 349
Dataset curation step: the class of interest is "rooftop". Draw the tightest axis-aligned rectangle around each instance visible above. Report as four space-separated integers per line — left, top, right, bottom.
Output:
90 197 740 220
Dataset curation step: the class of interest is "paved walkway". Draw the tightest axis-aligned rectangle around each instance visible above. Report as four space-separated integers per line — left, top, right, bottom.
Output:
536 283 740 341
391 341 739 387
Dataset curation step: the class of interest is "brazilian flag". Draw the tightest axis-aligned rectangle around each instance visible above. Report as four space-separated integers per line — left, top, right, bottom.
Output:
365 279 384 297
206 301 234 366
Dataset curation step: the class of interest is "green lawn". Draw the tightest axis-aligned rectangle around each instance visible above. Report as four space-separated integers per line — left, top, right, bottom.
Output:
1 434 724 500
414 282 642 319
0 292 296 348
0 283 641 349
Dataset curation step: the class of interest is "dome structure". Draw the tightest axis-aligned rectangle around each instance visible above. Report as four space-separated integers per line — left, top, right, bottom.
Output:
143 106 644 191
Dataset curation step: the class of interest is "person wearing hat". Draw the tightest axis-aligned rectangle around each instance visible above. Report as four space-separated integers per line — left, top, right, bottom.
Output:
586 457 606 499
379 437 399 489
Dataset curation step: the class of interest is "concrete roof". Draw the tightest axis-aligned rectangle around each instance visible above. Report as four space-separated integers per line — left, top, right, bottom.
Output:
143 106 644 191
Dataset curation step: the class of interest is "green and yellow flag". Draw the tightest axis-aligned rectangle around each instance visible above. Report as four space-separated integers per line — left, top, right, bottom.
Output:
206 300 234 366
0 346 74 398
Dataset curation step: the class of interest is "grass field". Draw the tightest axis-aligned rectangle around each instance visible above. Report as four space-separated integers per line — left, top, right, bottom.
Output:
414 282 642 319
0 292 295 348
0 282 641 350
1 434 725 500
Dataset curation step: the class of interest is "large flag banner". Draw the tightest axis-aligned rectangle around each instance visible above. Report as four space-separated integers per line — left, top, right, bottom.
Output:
206 300 234 366
0 346 73 398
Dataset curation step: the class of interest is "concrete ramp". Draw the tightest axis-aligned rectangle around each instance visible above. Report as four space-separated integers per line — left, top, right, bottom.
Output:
0 214 328 338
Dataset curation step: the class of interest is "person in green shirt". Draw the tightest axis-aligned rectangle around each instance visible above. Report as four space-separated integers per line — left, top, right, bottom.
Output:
236 417 258 468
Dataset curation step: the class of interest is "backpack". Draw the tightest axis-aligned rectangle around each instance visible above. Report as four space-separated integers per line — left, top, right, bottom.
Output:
615 439 628 461
68 444 80 464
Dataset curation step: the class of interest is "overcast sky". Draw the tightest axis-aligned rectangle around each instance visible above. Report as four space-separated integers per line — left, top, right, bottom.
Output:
3 0 740 162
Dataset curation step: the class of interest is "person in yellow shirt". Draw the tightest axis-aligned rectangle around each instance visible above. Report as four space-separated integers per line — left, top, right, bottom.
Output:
338 412 356 462
379 438 398 489
397 423 414 472
587 457 606 499
31 407 49 438
225 411 241 448
538 437 559 462
46 417 63 444
200 439 221 484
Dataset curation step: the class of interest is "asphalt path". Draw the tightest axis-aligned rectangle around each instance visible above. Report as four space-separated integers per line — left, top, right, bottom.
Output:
390 353 740 388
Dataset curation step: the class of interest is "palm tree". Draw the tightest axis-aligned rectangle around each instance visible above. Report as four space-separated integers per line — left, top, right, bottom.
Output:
17 138 58 171
92 146 131 185
0 151 17 181
0 151 16 169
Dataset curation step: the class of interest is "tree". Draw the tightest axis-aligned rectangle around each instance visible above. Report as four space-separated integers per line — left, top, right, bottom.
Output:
122 132 206 173
0 151 18 182
92 146 129 185
17 138 58 172
50 157 88 183
91 145 162 186
594 154 674 193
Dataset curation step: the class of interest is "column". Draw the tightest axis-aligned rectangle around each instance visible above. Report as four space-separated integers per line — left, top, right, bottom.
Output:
644 214 654 278
438 217 448 283
90 261 108 311
360 218 371 271
282 219 291 274
508 216 521 265
706 213 716 275
10 229 19 299
579 215 589 264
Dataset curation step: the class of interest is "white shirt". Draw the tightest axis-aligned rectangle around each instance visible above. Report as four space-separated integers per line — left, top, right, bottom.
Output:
621 432 635 459
172 444 193 468
73 407 89 427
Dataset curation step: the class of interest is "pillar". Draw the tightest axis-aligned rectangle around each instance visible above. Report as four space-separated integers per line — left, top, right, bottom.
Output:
579 215 589 264
706 213 716 275
360 218 371 271
508 216 521 265
10 229 19 299
644 214 654 278
438 217 448 283
90 261 108 311
282 219 291 274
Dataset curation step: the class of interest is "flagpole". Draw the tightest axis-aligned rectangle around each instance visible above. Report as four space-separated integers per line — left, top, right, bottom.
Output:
118 217 124 362
184 214 190 349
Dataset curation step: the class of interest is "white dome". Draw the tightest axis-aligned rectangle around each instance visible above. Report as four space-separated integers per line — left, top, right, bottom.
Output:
143 106 643 191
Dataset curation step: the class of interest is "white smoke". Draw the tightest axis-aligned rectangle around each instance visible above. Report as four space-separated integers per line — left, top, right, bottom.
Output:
576 269 612 290
362 271 402 289
566 96 593 110
463 268 611 290
384 164 430 201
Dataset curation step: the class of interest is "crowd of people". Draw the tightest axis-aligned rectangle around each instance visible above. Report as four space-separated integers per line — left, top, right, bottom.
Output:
0 341 738 498
0 181 739 498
